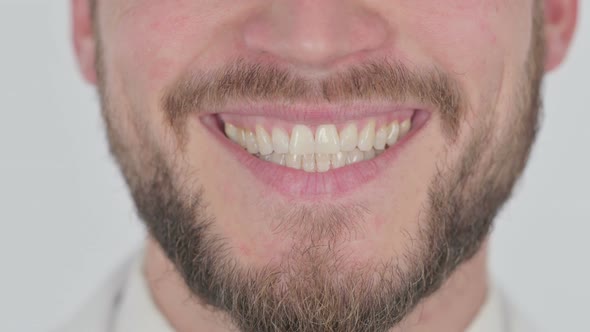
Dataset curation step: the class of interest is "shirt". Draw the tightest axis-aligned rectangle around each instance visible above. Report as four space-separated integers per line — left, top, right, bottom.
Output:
57 251 534 332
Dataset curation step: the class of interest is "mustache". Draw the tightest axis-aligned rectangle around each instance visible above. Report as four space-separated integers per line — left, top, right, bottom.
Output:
162 58 465 141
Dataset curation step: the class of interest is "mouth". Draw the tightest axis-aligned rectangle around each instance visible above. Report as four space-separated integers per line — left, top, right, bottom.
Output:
200 105 430 197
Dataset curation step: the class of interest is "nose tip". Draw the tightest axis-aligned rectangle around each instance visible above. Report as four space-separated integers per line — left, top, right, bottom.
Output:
242 2 390 68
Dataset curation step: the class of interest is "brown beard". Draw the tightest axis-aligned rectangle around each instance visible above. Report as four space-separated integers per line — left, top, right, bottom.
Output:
94 3 545 332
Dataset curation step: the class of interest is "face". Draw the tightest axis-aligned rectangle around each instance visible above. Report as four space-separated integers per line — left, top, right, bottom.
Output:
73 0 575 331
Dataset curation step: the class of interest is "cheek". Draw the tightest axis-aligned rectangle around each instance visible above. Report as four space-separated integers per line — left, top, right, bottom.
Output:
106 2 222 94
100 2 237 151
116 17 191 91
419 11 501 77
399 1 530 124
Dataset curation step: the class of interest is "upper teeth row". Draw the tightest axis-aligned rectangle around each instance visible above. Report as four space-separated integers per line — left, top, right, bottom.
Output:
224 119 412 157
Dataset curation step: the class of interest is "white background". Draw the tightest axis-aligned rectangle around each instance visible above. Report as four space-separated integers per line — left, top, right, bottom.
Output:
0 1 588 331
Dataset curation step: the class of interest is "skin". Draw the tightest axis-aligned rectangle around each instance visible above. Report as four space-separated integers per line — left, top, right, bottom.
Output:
72 1 577 331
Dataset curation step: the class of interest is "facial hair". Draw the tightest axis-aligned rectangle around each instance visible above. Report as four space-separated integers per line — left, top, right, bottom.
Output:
94 4 545 332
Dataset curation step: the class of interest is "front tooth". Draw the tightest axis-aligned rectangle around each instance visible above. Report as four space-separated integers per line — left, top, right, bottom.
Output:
286 154 302 169
302 154 316 172
272 128 290 154
346 148 364 165
225 123 240 143
374 126 388 150
245 131 259 154
400 119 412 137
316 154 331 172
340 123 358 152
331 152 346 169
271 153 286 166
256 125 273 156
290 125 315 155
357 120 376 151
315 125 340 154
364 149 376 160
386 121 400 146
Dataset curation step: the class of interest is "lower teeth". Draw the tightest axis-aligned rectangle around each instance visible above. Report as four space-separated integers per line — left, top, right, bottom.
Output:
257 148 385 172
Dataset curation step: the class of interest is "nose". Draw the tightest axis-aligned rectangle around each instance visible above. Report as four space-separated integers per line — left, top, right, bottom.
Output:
242 0 390 68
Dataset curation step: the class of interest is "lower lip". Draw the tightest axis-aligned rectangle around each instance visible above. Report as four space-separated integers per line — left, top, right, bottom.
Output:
200 110 430 199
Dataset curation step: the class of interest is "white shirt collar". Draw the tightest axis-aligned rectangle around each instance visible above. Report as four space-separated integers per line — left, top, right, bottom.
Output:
113 254 515 332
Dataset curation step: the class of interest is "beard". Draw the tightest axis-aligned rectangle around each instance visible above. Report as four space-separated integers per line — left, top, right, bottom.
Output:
94 5 545 332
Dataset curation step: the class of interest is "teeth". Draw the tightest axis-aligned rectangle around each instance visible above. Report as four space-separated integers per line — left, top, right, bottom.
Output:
346 148 364 165
386 121 400 146
357 120 376 152
400 119 412 137
224 117 413 173
374 126 388 150
245 131 259 154
339 123 358 152
331 152 346 169
225 123 240 143
289 125 315 155
315 125 340 154
237 128 247 148
364 149 376 160
256 125 273 156
286 154 302 169
316 154 331 172
271 153 286 166
302 154 316 172
272 128 290 154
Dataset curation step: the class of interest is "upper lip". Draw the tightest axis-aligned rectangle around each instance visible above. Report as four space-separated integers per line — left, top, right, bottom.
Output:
198 101 430 124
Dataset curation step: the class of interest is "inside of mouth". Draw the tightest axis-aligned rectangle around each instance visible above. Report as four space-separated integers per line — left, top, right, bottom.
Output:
215 110 420 173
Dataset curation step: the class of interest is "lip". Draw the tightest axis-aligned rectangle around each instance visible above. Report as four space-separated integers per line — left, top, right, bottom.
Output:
200 101 430 124
198 105 431 199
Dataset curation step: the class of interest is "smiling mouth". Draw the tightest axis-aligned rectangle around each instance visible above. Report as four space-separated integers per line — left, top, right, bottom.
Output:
200 105 430 196
221 113 414 172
